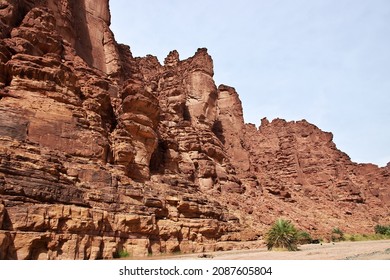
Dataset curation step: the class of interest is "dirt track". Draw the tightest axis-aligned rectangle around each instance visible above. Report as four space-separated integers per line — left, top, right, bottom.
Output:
156 240 390 260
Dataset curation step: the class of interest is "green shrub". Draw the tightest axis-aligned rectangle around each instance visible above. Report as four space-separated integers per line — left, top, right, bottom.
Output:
344 233 390 241
331 227 345 242
345 234 358 242
118 250 130 258
266 219 299 251
374 224 390 235
297 231 312 245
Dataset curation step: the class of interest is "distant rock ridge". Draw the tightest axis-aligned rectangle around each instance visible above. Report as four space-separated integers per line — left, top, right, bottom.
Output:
0 0 389 259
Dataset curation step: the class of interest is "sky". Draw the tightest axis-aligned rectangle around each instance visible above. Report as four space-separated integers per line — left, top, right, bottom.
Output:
109 0 390 167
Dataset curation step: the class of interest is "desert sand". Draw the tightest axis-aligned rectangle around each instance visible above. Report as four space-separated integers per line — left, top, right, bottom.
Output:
151 240 390 260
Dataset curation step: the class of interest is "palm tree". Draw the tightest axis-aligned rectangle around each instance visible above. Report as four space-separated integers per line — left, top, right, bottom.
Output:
266 218 299 251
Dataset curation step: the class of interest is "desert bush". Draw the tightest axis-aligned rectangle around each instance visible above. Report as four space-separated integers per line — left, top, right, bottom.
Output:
344 234 361 242
331 227 345 242
117 249 130 258
374 224 390 235
297 231 313 245
266 218 299 251
344 233 390 242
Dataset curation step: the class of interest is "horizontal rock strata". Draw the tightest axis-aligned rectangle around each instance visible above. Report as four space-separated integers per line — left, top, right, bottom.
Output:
0 0 389 259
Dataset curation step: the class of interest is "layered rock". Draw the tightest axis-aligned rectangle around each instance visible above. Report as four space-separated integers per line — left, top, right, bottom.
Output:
215 85 250 173
242 118 390 235
0 1 243 259
0 0 389 260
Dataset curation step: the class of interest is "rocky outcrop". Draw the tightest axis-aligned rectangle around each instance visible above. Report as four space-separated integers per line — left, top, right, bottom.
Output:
242 118 390 235
0 0 389 259
0 1 243 259
215 85 250 172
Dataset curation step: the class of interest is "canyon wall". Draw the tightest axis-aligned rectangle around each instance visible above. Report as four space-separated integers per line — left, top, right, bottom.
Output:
0 0 389 259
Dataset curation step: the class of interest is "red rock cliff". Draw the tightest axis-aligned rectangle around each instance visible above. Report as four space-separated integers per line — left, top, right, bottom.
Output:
0 0 389 259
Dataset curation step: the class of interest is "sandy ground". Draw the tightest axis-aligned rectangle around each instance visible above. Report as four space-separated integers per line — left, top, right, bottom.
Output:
150 240 390 260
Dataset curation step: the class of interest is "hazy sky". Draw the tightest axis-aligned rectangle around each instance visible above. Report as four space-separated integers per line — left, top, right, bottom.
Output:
109 0 390 167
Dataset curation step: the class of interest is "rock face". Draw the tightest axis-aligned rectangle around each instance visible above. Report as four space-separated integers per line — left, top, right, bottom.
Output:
0 0 389 259
242 119 390 234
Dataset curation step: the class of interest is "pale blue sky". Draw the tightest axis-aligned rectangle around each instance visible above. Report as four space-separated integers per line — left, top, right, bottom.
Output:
109 0 390 167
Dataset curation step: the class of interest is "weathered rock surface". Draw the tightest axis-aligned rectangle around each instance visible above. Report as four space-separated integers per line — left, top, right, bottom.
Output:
240 118 390 236
0 0 389 259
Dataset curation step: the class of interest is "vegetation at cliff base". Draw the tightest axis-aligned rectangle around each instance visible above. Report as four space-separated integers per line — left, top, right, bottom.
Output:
374 224 390 235
266 219 300 251
297 230 313 244
331 227 345 242
114 249 131 259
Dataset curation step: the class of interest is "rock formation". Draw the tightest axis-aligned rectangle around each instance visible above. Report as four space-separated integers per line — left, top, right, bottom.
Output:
0 0 389 259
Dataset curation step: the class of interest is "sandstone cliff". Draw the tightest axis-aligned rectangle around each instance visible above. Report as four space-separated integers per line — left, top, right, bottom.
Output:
0 0 389 259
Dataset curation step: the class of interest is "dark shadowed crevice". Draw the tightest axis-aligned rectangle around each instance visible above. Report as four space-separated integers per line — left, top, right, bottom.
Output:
1 208 13 231
26 236 49 260
0 1 28 38
149 140 168 174
4 66 11 87
212 120 225 144
183 104 191 121
108 109 118 133
105 145 114 164
5 72 11 87
101 100 117 133
0 232 17 259
101 101 117 164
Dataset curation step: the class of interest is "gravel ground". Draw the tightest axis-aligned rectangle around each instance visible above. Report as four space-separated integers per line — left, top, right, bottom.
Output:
152 240 390 260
